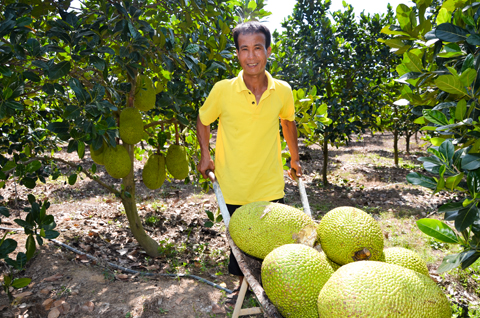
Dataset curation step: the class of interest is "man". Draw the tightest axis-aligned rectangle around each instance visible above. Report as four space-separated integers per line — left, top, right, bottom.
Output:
196 21 302 303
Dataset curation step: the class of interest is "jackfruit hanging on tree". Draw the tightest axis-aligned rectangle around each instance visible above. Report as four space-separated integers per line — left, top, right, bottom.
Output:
165 144 189 180
134 74 156 111
119 107 144 145
142 154 166 190
90 141 106 165
104 144 131 179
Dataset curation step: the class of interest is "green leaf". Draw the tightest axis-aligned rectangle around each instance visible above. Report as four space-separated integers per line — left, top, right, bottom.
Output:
0 238 17 258
462 154 480 170
404 52 423 72
437 253 461 273
466 34 480 45
438 140 454 162
77 141 85 159
430 137 446 146
49 61 71 80
434 75 467 96
184 44 199 54
406 172 437 189
204 221 214 228
423 109 449 125
25 234 35 260
435 23 469 42
416 218 459 243
0 206 9 217
247 0 257 10
11 278 31 289
68 174 77 185
25 160 41 173
23 71 41 82
455 99 467 120
43 230 59 239
459 68 476 87
438 201 464 213
445 173 464 190
455 204 478 232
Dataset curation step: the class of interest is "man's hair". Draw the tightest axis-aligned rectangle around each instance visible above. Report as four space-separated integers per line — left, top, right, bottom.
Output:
232 21 271 51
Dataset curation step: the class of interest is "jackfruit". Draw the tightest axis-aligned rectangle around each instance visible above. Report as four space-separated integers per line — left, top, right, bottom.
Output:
142 154 166 190
317 261 451 317
318 206 384 265
262 244 335 318
134 75 155 111
104 144 131 179
380 247 429 276
229 201 317 259
90 142 106 165
165 145 189 180
119 107 144 145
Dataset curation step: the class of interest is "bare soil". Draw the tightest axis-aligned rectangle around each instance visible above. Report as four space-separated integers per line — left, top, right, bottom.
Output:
0 131 478 318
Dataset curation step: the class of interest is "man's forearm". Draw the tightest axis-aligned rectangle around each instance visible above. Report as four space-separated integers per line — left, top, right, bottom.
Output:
281 119 300 161
196 116 211 156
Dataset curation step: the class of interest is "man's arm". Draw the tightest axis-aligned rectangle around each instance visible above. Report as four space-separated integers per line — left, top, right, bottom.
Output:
196 116 215 178
280 119 302 179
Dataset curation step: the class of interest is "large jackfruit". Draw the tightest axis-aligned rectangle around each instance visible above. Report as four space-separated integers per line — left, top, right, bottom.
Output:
119 107 144 145
318 206 384 265
134 75 155 111
317 261 451 318
90 142 106 165
142 154 166 190
104 144 131 179
262 244 335 318
380 247 429 276
229 201 317 259
165 144 189 180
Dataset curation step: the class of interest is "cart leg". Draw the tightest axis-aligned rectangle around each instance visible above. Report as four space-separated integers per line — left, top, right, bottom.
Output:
232 278 249 318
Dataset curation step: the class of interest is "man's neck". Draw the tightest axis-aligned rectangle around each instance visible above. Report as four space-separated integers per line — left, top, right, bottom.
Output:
243 71 268 95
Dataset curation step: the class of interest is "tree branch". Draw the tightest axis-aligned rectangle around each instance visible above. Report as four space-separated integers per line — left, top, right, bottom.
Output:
5 156 120 196
143 118 177 130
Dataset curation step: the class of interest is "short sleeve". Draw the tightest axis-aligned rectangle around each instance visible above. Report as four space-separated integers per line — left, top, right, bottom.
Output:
279 85 295 121
199 83 221 125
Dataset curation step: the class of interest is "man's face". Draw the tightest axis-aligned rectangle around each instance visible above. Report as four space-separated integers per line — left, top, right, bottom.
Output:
236 32 271 77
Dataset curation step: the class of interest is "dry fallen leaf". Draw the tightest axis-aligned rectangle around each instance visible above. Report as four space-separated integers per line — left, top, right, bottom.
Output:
47 307 60 318
43 298 54 310
116 274 129 280
81 301 95 312
175 296 184 305
43 273 63 282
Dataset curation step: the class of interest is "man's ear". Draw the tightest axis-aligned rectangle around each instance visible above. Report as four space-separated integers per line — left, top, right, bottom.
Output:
266 46 272 58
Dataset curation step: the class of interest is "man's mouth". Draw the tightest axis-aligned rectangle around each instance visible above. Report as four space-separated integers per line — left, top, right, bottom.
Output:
247 63 258 67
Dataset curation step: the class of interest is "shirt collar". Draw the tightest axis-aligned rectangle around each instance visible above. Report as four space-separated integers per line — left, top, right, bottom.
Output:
235 70 276 93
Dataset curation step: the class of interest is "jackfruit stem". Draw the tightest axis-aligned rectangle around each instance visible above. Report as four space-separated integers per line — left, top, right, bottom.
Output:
353 248 372 261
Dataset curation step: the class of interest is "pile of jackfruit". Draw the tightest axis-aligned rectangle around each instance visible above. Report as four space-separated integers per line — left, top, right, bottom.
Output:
229 203 452 318
88 74 189 188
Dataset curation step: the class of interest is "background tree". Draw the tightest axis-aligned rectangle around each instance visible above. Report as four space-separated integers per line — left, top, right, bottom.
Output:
271 0 399 185
381 0 480 271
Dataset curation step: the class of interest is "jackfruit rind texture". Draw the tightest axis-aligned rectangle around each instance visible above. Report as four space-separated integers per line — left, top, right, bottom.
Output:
119 107 144 145
142 154 166 190
134 75 155 111
104 145 131 179
318 206 384 265
380 247 430 276
262 244 335 318
90 142 105 165
317 261 451 318
165 145 189 180
229 202 317 259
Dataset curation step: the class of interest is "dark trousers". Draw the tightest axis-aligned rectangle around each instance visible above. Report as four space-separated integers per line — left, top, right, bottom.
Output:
226 198 285 276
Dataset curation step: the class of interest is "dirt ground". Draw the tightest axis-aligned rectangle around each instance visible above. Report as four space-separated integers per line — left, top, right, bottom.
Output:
0 131 476 317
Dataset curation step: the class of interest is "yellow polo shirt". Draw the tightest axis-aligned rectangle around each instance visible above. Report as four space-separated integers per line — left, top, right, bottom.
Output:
199 71 295 205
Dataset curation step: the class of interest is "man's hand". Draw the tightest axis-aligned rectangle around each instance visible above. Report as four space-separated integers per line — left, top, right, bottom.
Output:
288 160 302 181
197 157 215 179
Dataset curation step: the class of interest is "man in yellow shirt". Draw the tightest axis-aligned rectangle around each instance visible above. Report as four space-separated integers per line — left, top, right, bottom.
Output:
196 21 302 301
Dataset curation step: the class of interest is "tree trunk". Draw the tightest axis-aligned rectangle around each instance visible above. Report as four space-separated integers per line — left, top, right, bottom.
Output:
406 133 411 155
322 137 329 186
122 143 160 257
394 129 399 167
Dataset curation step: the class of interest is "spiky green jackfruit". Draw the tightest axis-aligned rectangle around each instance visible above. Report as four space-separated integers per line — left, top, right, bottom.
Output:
104 144 131 179
142 154 166 190
134 75 156 111
90 142 106 165
229 201 317 259
380 247 430 276
119 107 144 145
165 145 189 180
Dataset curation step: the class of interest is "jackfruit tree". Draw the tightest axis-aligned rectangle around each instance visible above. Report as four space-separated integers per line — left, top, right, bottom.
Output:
271 0 400 185
0 0 243 258
380 0 480 272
